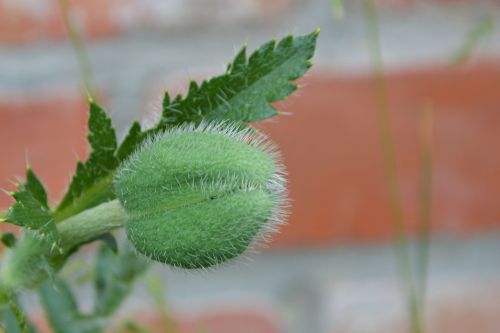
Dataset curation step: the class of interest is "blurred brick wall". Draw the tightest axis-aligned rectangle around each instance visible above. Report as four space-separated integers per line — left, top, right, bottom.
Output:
2 2 500 333
259 62 500 247
1 0 499 248
0 91 88 207
2 62 499 246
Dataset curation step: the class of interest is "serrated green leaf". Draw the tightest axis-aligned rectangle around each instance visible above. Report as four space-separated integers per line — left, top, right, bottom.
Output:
116 30 319 173
25 168 48 209
116 121 143 162
160 30 319 125
5 169 60 250
6 190 51 230
55 101 118 221
39 279 105 333
94 244 148 316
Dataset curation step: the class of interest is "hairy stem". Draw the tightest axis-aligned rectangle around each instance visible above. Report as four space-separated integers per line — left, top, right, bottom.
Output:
362 1 423 332
58 199 125 251
0 200 126 291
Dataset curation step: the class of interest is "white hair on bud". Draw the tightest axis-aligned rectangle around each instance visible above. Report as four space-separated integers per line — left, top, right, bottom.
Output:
116 120 288 271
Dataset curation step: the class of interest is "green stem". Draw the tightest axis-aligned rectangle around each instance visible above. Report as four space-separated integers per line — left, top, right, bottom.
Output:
58 0 95 99
58 199 125 251
453 15 494 66
7 299 29 333
117 321 152 333
0 200 126 291
362 1 423 332
330 0 344 19
416 103 433 312
146 274 180 332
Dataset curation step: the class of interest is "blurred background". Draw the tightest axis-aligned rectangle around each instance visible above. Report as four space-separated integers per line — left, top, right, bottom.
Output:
1 0 500 332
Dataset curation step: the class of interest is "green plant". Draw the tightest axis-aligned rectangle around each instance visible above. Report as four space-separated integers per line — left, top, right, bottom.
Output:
355 4 442 333
453 14 495 66
0 30 319 332
362 1 423 332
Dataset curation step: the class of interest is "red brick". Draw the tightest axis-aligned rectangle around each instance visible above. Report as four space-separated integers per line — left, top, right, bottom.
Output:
149 61 500 246
0 89 89 209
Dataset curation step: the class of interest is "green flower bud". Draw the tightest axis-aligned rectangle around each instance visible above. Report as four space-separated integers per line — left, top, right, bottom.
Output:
114 122 286 269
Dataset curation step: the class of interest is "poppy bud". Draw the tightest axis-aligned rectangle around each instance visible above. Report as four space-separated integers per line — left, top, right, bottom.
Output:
114 122 286 269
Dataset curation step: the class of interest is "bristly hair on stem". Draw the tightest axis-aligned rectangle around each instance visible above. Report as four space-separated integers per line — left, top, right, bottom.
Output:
362 1 423 332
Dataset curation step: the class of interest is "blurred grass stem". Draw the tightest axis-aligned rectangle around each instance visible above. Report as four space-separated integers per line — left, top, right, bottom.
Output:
417 103 433 311
117 321 152 333
453 15 494 66
330 0 345 19
58 0 95 100
8 299 29 333
362 1 423 332
146 273 180 332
